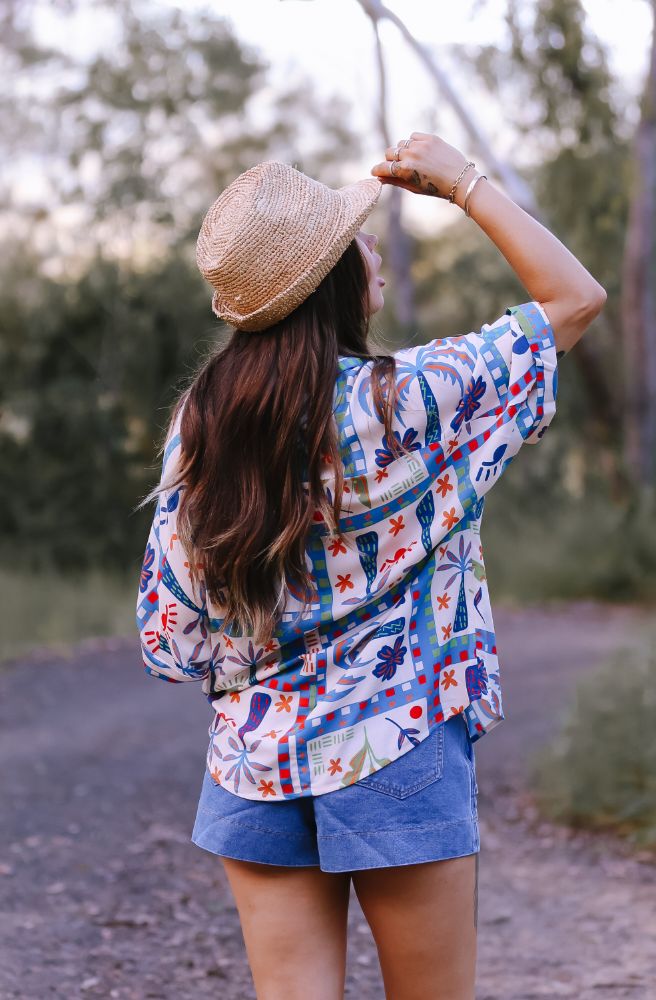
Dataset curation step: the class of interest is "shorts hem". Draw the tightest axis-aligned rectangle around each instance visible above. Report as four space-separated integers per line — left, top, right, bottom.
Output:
317 815 480 873
190 819 320 867
190 816 480 873
190 833 321 867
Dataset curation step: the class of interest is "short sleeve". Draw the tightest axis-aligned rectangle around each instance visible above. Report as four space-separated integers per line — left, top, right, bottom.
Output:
393 300 558 492
135 407 213 683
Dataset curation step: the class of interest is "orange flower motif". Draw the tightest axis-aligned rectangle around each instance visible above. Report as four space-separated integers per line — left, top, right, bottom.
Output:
435 474 453 498
224 636 234 649
336 573 354 593
275 694 293 713
328 536 347 557
328 758 343 775
439 544 449 557
441 623 452 641
449 705 466 717
229 691 241 703
441 668 458 690
210 767 222 783
389 515 404 537
183 552 202 568
441 507 460 530
259 780 276 798
447 437 459 453
436 592 451 610
264 639 277 652
265 730 279 738
375 467 389 484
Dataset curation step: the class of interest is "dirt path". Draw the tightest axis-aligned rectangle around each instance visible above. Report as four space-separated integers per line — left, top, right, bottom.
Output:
1 600 654 999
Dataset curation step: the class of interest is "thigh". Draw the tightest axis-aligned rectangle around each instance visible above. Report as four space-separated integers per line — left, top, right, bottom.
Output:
352 852 479 1000
222 857 352 1000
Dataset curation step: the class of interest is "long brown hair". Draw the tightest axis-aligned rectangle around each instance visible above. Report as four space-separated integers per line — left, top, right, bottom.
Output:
137 238 412 646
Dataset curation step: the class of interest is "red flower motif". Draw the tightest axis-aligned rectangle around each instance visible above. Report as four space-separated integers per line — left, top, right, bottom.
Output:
328 536 347 557
435 474 453 498
441 507 460 530
389 515 405 537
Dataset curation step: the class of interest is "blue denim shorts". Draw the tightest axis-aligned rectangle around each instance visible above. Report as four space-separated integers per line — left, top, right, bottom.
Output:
191 711 479 873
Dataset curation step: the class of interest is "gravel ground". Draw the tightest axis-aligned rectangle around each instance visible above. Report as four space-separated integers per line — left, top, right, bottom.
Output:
1 599 654 999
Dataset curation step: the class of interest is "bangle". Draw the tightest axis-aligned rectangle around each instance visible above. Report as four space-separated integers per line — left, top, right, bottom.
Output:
464 173 487 217
448 161 475 204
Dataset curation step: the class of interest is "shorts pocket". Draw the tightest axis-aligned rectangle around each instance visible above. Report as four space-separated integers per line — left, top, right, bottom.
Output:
357 723 445 799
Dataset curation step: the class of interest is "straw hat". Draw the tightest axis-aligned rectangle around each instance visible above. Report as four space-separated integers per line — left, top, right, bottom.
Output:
195 160 383 332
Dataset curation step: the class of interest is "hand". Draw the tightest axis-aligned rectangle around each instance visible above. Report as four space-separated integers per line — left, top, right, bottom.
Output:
370 131 472 203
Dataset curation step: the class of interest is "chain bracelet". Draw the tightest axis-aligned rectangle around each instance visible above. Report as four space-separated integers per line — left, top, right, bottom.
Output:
448 161 475 204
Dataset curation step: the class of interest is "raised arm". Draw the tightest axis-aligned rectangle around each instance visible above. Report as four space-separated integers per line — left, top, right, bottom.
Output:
371 131 607 356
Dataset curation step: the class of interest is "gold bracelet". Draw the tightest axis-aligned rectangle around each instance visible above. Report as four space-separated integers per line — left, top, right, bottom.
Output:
464 173 487 217
448 161 475 204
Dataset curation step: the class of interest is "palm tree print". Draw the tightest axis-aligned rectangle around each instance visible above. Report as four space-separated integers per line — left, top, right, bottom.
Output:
434 534 473 634
356 342 471 440
221 734 273 793
226 640 273 686
390 343 472 445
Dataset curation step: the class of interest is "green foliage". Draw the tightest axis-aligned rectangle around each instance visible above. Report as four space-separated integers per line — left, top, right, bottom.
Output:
0 245 214 573
484 470 656 604
0 566 137 664
472 0 622 151
528 638 656 849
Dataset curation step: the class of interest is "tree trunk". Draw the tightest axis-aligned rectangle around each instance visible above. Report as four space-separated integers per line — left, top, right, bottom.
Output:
621 0 656 489
366 6 417 335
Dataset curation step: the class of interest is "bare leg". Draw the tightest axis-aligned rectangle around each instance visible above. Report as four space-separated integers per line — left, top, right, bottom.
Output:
351 852 479 1000
221 857 352 1000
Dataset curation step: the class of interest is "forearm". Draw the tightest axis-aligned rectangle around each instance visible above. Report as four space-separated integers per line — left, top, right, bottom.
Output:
453 173 606 308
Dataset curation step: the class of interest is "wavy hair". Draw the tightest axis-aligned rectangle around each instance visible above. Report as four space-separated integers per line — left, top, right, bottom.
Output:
136 238 413 646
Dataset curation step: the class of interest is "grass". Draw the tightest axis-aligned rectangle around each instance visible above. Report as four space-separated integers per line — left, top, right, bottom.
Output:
527 635 656 850
0 565 138 664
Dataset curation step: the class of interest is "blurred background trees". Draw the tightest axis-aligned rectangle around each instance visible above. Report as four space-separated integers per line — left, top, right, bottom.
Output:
1 0 654 646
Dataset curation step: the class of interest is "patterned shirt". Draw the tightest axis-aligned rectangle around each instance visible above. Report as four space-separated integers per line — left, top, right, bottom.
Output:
136 300 558 801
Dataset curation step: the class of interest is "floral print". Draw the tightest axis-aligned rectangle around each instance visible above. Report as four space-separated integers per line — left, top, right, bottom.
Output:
136 301 558 801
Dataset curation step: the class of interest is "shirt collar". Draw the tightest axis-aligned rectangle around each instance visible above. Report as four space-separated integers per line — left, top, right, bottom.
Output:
337 355 367 374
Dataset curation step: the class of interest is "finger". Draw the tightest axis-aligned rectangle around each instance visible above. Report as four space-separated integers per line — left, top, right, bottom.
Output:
371 160 413 180
371 164 424 192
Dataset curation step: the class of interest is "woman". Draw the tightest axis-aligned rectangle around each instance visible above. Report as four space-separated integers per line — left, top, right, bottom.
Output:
136 132 606 999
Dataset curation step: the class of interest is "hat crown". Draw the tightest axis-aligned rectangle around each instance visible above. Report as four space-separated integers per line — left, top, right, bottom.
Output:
195 160 382 332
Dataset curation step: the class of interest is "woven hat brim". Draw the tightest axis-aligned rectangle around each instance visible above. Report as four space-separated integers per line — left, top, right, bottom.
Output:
212 175 383 332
